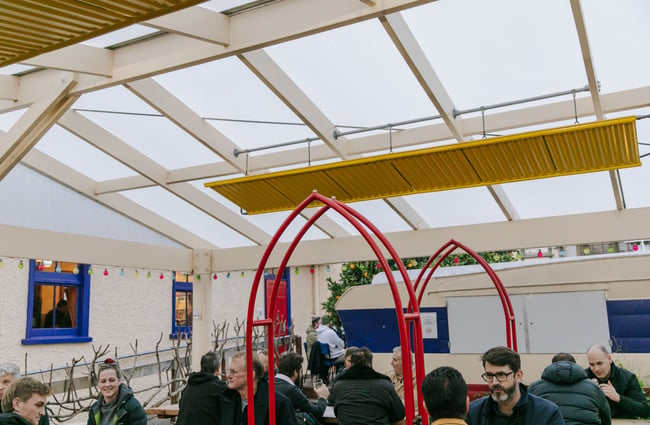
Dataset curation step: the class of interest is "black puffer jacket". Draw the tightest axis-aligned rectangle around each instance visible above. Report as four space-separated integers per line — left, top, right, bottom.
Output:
529 361 611 425
177 371 227 425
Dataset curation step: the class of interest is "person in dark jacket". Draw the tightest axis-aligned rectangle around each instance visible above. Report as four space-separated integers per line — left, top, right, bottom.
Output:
328 347 405 425
529 352 610 425
177 351 227 425
0 364 49 425
466 346 564 425
87 360 146 425
586 345 650 419
0 377 50 425
221 351 296 425
275 352 329 424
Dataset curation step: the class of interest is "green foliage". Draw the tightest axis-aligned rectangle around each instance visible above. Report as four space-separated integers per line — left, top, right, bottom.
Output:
322 251 517 328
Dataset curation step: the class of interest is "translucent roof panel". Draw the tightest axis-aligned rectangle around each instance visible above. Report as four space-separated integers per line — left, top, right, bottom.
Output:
325 199 414 236
618 112 650 209
501 172 617 219
34 125 137 182
266 19 436 128
581 0 650 93
120 186 256 248
403 188 506 228
154 57 315 153
75 87 223 170
402 0 586 109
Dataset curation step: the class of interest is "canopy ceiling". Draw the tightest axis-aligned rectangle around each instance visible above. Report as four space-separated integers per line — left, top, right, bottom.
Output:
1 0 649 272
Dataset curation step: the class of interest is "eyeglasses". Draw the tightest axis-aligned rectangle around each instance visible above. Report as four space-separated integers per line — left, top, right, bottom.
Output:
227 369 245 376
481 371 514 382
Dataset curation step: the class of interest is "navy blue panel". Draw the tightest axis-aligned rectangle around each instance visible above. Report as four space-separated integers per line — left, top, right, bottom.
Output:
607 299 650 353
611 338 650 353
338 307 449 354
607 299 650 314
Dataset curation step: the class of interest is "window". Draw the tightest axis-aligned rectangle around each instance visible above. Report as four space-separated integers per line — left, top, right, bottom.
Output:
171 272 193 338
23 260 92 344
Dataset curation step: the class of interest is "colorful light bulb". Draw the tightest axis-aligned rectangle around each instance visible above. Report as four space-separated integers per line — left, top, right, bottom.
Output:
159 272 164 280
120 268 125 276
103 268 108 276
73 265 79 274
213 273 218 280
55 262 61 273
146 271 151 279
18 260 24 270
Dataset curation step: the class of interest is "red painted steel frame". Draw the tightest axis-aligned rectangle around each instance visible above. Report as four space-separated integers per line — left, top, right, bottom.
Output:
244 192 424 425
409 239 518 351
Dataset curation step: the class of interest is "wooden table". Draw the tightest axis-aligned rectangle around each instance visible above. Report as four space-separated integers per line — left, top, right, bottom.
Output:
145 405 179 420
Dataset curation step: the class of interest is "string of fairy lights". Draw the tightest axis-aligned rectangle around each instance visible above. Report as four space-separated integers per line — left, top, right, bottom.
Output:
0 257 333 282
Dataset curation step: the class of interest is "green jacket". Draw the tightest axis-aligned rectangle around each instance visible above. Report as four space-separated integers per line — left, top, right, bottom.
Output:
0 413 30 425
0 403 49 425
585 362 650 419
87 384 146 425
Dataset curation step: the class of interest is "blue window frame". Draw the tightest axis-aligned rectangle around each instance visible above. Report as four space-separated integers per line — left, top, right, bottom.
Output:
23 260 92 345
171 272 193 338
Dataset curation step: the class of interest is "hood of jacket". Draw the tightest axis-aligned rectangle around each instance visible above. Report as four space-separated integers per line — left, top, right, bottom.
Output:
316 326 327 335
336 365 391 382
541 361 588 385
187 371 220 386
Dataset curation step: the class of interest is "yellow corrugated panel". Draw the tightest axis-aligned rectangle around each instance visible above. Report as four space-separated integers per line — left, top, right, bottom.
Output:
0 0 206 67
205 116 639 214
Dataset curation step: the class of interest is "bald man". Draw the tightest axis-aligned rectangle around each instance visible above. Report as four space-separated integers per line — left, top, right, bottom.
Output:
585 345 650 419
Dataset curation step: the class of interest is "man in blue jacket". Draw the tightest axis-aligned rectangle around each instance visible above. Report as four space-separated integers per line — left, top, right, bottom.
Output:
467 346 564 425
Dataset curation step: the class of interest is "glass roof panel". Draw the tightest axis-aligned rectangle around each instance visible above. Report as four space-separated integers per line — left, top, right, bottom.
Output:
501 172 616 219
120 186 256 248
402 0 586 109
618 111 650 209
154 57 314 152
581 0 650 93
265 19 436 128
34 125 137 182
75 87 223 169
403 188 506 228
324 199 413 235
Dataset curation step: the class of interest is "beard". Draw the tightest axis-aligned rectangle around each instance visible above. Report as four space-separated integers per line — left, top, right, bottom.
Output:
489 380 517 402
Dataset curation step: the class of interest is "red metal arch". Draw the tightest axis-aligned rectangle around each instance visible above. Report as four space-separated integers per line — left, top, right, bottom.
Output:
244 192 424 425
409 239 518 351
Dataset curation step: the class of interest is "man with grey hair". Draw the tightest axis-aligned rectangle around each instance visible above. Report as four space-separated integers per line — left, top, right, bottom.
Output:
585 345 650 419
388 347 418 415
0 364 49 425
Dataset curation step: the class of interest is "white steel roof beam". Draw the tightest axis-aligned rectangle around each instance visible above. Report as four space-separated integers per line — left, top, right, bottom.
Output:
0 73 77 179
570 0 624 211
126 78 248 171
58 110 272 246
239 49 349 159
382 12 518 221
21 44 114 77
142 6 230 46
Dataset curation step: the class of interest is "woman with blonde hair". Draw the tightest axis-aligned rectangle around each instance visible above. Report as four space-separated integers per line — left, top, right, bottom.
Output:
87 359 146 425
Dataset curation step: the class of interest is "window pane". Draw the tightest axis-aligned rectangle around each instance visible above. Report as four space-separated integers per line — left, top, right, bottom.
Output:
33 285 76 329
175 290 193 328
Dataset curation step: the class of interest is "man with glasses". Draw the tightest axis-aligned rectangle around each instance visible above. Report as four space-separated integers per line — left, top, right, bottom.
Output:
466 346 564 425
220 351 296 425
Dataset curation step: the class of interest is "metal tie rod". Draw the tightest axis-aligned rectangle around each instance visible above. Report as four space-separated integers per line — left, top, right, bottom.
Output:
453 85 591 118
333 114 442 140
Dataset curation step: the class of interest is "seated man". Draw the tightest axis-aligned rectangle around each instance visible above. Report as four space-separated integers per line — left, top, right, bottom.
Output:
275 352 329 424
0 377 50 425
0 364 49 425
421 366 469 425
316 316 345 365
529 352 611 425
220 351 296 425
388 346 418 415
328 347 405 425
586 345 650 419
177 351 227 425
467 346 564 425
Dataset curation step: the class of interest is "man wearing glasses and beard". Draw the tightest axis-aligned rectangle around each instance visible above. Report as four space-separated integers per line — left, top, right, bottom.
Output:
466 346 564 425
